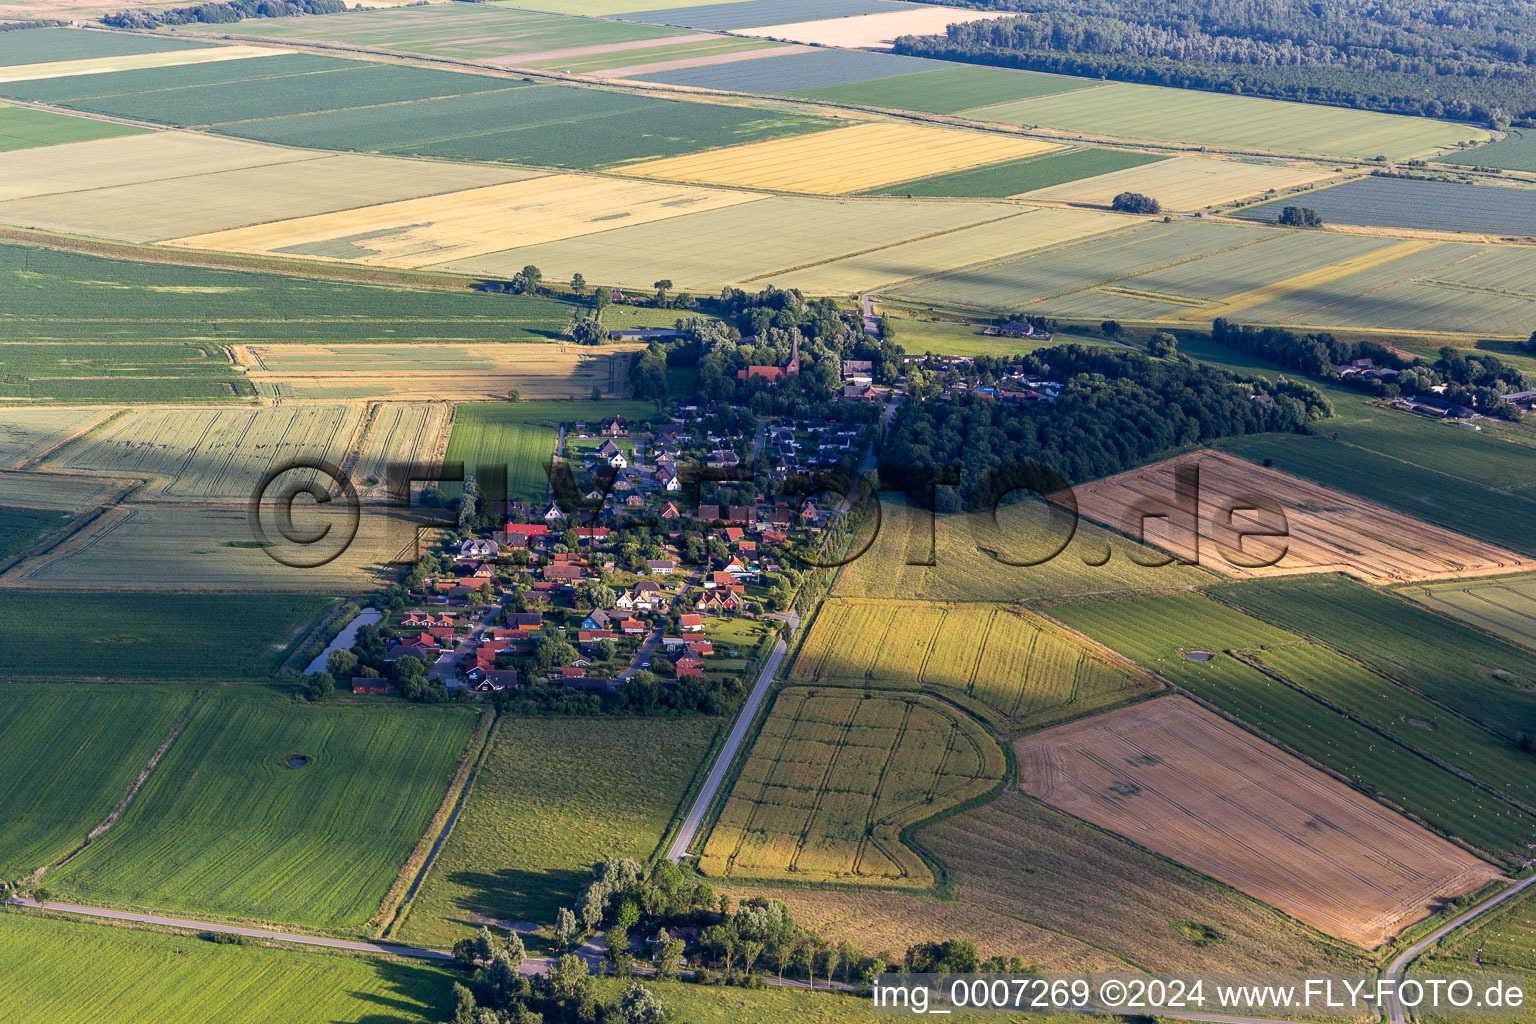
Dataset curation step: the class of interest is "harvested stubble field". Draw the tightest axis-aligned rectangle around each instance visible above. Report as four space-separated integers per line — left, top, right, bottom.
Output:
5 504 422 592
1018 697 1501 947
49 690 479 930
44 404 364 500
399 716 717 943
0 684 197 879
617 121 1059 194
0 468 123 510
1404 572 1536 652
170 174 762 268
0 406 112 467
1237 175 1536 237
795 64 1094 115
734 6 1011 49
238 343 631 401
829 494 1211 603
1070 450 1533 585
351 401 450 493
440 194 1038 290
1020 156 1338 211
1050 590 1536 865
727 787 1368 972
789 598 1157 729
0 103 144 151
698 687 1005 886
862 147 1166 198
0 590 332 680
963 81 1486 161
0 146 541 245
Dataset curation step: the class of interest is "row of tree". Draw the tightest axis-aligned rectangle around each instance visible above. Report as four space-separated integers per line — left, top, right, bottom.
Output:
105 0 345 29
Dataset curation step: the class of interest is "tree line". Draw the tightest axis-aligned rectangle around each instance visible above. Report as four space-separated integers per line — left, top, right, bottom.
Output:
882 344 1331 509
105 0 345 29
896 0 1536 126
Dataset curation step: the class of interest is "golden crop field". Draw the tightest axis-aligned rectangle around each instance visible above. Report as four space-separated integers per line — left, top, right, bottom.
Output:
734 8 1013 49
1018 697 1502 947
168 174 761 268
0 406 112 468
0 150 539 243
236 343 635 400
3 503 417 591
830 494 1214 602
789 598 1159 729
1174 239 1439 321
1070 450 1532 585
616 121 1060 195
698 687 1005 886
351 401 450 494
1020 156 1340 211
43 404 365 500
0 468 124 511
765 205 1124 294
0 45 284 83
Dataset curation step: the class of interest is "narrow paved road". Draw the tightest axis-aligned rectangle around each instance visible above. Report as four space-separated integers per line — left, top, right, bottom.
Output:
666 637 786 862
1384 873 1536 1024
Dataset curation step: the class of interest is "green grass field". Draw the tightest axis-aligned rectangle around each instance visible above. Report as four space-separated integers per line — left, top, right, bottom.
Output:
1049 590 1536 866
1211 576 1536 739
0 591 332 681
0 342 252 402
863 147 1168 198
398 715 717 943
0 103 144 151
442 399 655 503
1404 572 1536 652
0 912 457 1024
0 685 196 879
0 503 72 559
1438 128 1536 172
963 81 1485 161
794 64 1095 114
49 690 479 931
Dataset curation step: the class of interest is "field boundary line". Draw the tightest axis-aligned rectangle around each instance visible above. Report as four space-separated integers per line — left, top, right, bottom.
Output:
377 706 497 939
30 689 204 882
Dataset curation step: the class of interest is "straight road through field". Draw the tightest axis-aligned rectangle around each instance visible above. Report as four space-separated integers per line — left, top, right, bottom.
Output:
666 636 785 862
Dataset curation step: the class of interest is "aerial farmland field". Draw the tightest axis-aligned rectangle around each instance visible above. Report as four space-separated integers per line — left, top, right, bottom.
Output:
616 121 1059 194
698 687 1005 886
963 81 1487 160
398 715 718 945
1019 697 1500 947
0 684 197 879
1404 572 1536 652
0 26 211 65
631 46 941 90
0 406 112 467
862 147 1167 198
795 63 1093 113
1020 156 1338 211
0 342 251 402
789 598 1158 729
1070 450 1534 585
612 0 908 30
1050 589 1536 865
48 690 479 930
0 912 458 1024
45 404 364 500
0 102 144 151
0 590 332 680
733 6 1011 50
0 504 72 560
1235 175 1536 236
1438 127 1536 172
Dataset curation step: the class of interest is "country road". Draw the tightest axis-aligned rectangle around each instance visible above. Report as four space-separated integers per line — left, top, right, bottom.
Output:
1384 873 1536 1024
666 637 786 862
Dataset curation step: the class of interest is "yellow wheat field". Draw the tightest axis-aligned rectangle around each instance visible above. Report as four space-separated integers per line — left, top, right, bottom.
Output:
1020 156 1340 212
0 45 286 83
734 7 1013 49
1019 697 1502 947
617 121 1060 195
166 174 764 268
1175 239 1436 320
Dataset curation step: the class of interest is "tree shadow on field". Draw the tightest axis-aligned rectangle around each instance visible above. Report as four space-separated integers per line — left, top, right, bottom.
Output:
445 865 588 931
338 959 458 1024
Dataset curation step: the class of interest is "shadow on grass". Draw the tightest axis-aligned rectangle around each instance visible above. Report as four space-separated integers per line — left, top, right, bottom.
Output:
442 865 589 931
341 958 461 1024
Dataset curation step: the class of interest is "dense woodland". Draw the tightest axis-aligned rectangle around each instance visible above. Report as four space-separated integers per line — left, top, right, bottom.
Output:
882 345 1331 509
105 0 346 29
899 0 1536 126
